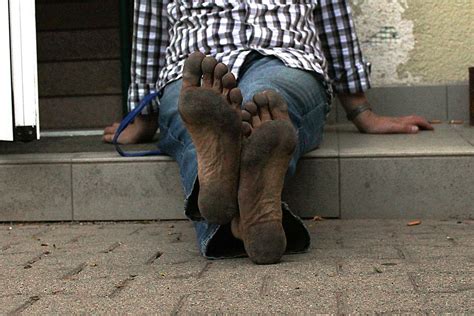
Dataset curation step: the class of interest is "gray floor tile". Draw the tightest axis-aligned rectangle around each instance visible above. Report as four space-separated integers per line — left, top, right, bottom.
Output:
338 124 474 157
340 156 474 219
336 85 448 122
452 124 474 146
304 125 338 158
447 84 470 121
326 103 337 124
0 164 72 221
283 158 339 218
72 161 186 220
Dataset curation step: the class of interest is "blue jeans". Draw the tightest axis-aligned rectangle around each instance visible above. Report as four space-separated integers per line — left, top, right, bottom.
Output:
158 53 329 258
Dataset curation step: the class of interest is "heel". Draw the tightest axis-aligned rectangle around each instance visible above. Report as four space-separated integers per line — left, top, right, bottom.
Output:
244 221 286 264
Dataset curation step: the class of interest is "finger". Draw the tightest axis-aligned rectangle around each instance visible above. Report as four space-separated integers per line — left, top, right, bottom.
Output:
397 124 419 134
382 121 419 134
406 115 434 130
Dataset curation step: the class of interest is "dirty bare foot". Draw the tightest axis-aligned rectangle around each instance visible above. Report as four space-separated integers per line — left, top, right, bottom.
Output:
232 90 297 264
178 52 243 225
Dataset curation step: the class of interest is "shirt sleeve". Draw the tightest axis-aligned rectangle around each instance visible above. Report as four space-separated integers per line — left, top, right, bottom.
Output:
315 0 371 94
128 0 169 114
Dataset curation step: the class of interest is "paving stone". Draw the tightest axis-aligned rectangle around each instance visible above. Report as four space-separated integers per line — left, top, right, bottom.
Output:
26 295 182 315
111 276 201 314
422 293 474 313
411 271 474 294
404 245 474 261
311 245 401 260
0 267 69 297
181 288 338 314
333 275 419 313
48 267 140 298
0 220 472 314
0 295 36 315
396 233 457 248
340 156 474 219
336 258 474 276
342 291 424 314
0 164 72 221
181 267 339 314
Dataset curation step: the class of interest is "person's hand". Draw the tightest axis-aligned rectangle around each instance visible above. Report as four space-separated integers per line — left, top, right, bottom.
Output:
352 110 434 134
338 92 433 134
103 113 159 144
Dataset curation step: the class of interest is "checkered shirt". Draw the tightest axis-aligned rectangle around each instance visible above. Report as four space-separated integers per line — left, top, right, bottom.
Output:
129 0 371 113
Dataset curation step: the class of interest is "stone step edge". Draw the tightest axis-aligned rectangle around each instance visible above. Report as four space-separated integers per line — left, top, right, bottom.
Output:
1 150 474 165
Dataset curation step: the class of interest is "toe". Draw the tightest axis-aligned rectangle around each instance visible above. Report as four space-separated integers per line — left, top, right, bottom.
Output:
242 122 252 137
253 92 271 122
244 101 261 128
251 111 262 128
241 109 252 123
229 88 243 110
213 63 228 92
222 72 236 96
244 101 258 116
182 51 205 88
265 90 289 121
201 56 218 88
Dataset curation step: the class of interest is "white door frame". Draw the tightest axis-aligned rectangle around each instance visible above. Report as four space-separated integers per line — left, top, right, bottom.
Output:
0 0 14 141
0 0 39 141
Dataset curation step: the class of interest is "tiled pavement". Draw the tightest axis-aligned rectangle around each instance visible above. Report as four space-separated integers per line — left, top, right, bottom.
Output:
1 219 473 314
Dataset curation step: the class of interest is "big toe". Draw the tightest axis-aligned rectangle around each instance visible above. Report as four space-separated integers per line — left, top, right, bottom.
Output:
183 51 205 88
201 56 218 88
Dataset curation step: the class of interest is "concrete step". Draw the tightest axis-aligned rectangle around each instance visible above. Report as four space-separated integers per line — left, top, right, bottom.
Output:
1 124 473 221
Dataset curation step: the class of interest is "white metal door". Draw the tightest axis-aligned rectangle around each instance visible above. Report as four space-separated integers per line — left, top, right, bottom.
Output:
0 0 39 141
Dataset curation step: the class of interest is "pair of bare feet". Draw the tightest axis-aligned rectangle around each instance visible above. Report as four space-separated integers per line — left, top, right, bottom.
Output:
179 52 297 264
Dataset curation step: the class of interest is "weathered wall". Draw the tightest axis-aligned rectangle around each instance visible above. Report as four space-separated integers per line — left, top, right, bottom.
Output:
350 0 474 86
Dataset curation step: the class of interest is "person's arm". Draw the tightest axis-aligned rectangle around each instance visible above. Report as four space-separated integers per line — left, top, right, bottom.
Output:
103 0 170 144
315 0 433 133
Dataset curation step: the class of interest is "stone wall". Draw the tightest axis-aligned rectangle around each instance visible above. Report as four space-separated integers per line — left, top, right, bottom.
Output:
350 0 474 86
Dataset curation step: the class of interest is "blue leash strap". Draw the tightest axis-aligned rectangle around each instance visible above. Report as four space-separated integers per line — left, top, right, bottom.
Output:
113 92 163 157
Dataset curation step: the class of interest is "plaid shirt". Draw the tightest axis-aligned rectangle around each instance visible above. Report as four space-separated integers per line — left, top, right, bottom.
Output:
129 0 371 113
